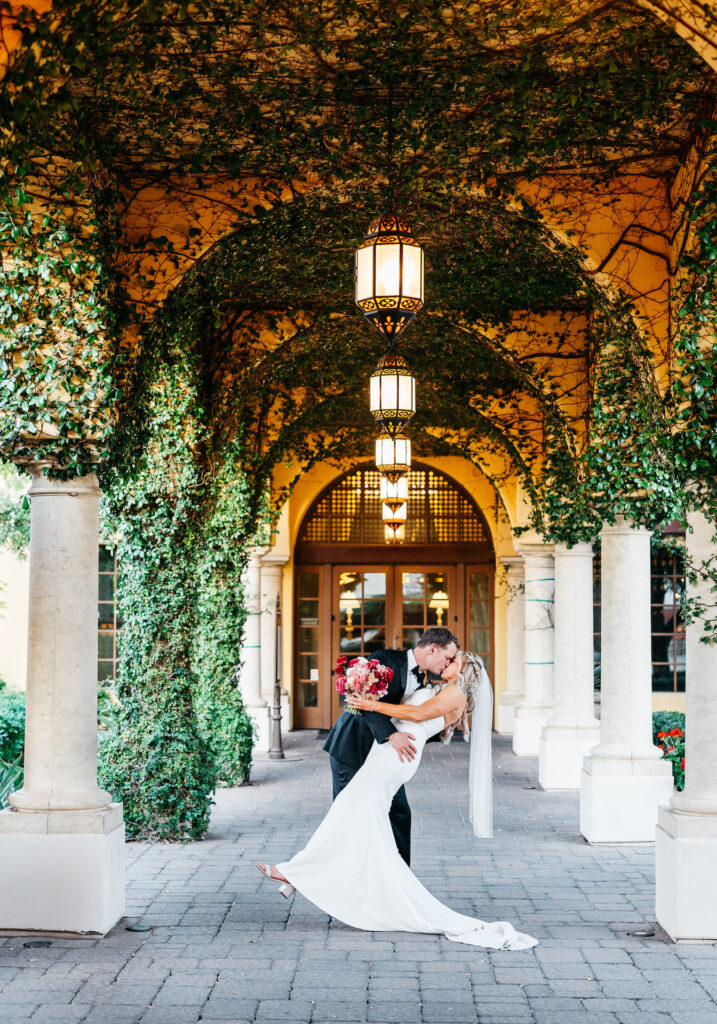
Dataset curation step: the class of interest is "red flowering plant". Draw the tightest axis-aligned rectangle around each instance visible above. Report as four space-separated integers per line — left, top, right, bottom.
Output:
335 655 393 716
656 728 686 791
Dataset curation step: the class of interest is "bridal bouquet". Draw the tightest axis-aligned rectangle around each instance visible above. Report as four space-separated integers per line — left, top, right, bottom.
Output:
335 655 393 715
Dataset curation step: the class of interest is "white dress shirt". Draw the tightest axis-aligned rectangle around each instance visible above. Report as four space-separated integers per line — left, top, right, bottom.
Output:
403 648 421 700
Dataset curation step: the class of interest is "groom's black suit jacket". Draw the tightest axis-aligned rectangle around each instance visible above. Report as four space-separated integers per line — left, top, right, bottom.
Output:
322 648 409 770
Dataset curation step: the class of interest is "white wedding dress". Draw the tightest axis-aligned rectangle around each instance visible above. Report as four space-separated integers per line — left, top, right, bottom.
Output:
276 689 537 950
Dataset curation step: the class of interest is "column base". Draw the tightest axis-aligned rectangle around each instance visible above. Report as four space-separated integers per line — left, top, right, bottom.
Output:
513 706 553 757
538 724 601 790
0 804 124 935
580 757 673 843
656 806 717 941
249 704 272 752
496 693 523 736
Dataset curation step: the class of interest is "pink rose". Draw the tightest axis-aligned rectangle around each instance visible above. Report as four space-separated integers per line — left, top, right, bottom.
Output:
335 677 347 695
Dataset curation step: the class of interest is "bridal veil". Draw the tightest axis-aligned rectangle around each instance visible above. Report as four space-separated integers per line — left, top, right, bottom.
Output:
469 654 494 839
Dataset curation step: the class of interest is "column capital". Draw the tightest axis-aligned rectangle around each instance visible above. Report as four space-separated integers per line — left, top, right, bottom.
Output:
27 472 102 499
553 541 594 559
516 540 554 564
600 516 651 538
499 555 524 571
247 545 269 565
260 553 290 569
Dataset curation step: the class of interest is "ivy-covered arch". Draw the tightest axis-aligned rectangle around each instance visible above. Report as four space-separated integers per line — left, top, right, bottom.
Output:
3 0 717 835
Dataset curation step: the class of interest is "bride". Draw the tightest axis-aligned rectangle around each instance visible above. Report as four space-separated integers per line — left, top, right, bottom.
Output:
256 651 537 950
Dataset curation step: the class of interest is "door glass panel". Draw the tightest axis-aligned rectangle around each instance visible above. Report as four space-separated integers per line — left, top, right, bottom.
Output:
298 627 316 650
300 683 318 707
402 600 424 625
470 602 490 628
403 627 422 649
299 601 319 625
470 573 490 600
340 627 361 653
297 569 320 708
299 653 318 679
300 572 320 598
337 571 387 660
362 572 386 626
402 572 423 597
363 573 386 598
364 627 385 653
469 571 491 663
400 570 451 651
470 627 490 653
426 573 450 627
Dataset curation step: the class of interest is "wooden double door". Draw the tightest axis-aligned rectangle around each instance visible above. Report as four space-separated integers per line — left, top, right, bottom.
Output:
294 562 493 729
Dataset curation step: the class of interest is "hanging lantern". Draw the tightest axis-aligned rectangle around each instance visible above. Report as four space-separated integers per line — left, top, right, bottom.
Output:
355 213 424 341
382 501 407 533
380 474 408 512
375 428 411 483
370 352 416 436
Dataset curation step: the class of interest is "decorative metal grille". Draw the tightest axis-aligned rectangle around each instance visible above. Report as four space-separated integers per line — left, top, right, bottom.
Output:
299 465 487 545
593 543 686 693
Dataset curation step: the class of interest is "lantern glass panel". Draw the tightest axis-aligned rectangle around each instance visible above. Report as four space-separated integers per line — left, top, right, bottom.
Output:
355 247 373 302
385 523 405 542
396 436 411 464
375 435 389 465
381 374 398 411
402 245 423 300
380 477 408 503
398 374 415 412
369 375 381 411
375 244 401 295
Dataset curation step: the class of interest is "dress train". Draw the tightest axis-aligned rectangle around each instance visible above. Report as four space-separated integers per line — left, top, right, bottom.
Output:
276 691 537 950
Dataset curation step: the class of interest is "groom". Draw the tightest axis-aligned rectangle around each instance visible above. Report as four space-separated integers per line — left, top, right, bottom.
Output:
322 627 460 866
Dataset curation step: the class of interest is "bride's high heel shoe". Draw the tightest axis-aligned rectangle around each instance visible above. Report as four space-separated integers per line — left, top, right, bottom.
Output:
256 861 295 898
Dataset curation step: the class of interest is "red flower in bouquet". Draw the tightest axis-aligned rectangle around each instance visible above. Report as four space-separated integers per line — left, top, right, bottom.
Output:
334 655 394 715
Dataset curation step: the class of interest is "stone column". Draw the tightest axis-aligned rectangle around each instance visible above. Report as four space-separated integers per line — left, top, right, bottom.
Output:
580 517 672 842
657 506 717 939
496 556 525 735
259 557 290 734
239 549 270 751
0 473 124 934
539 542 600 789
513 543 555 756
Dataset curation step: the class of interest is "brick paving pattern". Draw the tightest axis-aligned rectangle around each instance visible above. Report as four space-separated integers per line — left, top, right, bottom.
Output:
1 733 716 1023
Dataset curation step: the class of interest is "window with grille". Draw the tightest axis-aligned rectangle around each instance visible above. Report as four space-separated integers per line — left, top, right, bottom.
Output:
299 465 487 545
593 540 686 693
98 544 120 683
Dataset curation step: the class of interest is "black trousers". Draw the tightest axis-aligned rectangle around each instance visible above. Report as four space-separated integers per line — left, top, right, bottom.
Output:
329 754 411 866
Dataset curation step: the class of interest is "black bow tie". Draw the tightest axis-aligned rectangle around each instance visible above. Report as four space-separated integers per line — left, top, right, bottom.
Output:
412 667 426 687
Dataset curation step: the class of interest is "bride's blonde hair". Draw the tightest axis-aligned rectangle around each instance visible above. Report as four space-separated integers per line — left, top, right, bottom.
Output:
438 651 484 744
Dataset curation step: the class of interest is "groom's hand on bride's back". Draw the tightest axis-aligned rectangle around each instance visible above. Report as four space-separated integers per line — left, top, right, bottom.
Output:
389 732 417 762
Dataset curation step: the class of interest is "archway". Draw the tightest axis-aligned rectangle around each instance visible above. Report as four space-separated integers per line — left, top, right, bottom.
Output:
292 462 495 729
